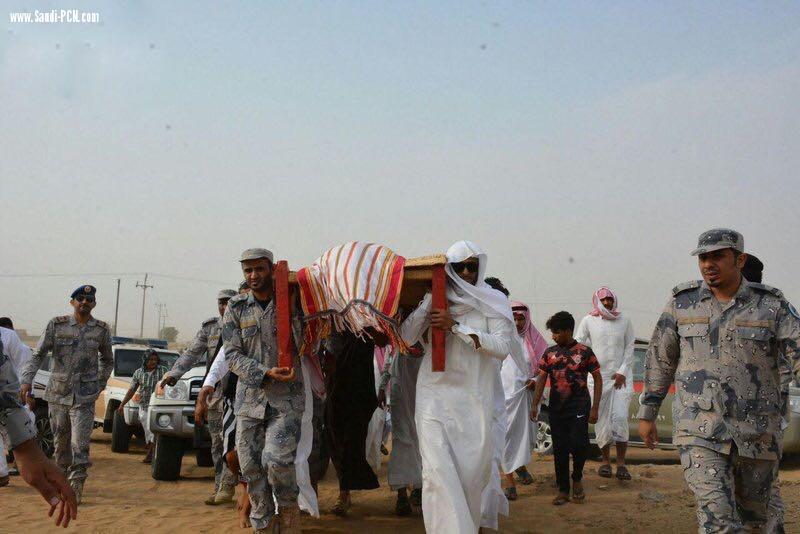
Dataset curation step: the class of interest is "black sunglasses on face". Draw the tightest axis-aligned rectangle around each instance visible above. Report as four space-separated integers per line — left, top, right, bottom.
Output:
75 296 95 303
451 261 479 273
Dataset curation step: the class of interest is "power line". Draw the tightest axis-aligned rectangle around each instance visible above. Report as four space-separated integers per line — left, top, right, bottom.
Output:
0 272 232 285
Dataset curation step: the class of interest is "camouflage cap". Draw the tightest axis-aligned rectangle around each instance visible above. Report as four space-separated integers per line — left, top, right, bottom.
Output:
217 289 237 300
690 228 744 256
239 248 274 263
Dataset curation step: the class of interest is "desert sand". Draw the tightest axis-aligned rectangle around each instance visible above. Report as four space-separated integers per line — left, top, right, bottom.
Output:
3 430 800 533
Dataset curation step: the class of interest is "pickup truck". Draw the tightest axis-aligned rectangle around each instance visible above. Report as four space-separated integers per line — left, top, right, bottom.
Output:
93 343 180 453
534 340 800 459
148 363 214 480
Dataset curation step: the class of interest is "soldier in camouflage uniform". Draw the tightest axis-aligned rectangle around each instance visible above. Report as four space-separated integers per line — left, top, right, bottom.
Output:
223 248 304 534
638 229 800 533
162 288 238 505
20 285 113 505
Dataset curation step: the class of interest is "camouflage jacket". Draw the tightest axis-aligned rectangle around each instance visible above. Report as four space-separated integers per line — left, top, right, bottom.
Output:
638 279 800 460
0 338 36 449
166 316 222 380
21 315 113 407
222 292 304 419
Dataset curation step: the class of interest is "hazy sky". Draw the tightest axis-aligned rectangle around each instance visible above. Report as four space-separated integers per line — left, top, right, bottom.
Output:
2 1 799 342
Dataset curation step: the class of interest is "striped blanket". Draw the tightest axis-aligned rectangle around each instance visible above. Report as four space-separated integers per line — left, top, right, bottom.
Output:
297 242 408 350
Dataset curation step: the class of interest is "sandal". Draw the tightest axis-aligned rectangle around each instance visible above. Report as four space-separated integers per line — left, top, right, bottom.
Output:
504 486 518 501
616 465 632 480
515 468 534 486
572 483 586 504
331 496 351 516
598 464 613 478
552 494 570 506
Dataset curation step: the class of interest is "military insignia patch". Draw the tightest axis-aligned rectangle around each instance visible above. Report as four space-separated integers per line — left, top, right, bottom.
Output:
789 303 800 321
84 285 92 293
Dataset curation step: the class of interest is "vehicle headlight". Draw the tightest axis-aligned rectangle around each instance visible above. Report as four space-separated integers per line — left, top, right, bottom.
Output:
163 381 189 401
789 396 800 415
157 414 172 428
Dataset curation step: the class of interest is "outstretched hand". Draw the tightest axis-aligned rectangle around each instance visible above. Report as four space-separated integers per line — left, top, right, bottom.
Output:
15 439 78 528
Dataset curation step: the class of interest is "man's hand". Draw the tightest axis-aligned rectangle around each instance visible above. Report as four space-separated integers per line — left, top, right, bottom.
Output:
638 419 658 449
116 404 125 415
160 376 177 388
20 383 33 405
267 367 296 383
429 309 455 331
588 407 599 424
525 379 536 390
195 386 214 426
377 389 387 409
612 373 626 390
14 439 78 527
529 403 539 421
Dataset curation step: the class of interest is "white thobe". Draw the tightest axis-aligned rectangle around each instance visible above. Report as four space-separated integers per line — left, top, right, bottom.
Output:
500 343 533 473
480 360 509 530
206 349 319 517
0 328 35 477
401 294 512 534
387 353 423 491
575 314 635 449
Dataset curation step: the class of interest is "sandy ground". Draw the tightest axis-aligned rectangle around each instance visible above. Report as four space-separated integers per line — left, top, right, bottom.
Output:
3 430 800 533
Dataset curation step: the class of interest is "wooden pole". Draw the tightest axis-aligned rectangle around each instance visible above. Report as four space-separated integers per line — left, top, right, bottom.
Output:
274 260 294 368
431 264 447 372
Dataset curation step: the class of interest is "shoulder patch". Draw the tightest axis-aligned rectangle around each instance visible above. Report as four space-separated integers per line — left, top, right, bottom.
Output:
94 319 109 329
53 315 70 324
788 303 800 321
201 316 218 326
672 280 702 296
748 282 784 298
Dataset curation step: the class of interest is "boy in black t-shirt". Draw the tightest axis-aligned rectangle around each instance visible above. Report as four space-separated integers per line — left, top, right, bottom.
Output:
530 311 603 505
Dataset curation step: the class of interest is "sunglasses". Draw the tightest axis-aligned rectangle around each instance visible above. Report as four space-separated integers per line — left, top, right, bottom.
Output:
74 296 95 303
450 261 479 273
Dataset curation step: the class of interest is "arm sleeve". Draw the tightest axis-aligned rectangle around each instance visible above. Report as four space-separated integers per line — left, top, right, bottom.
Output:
637 300 680 420
130 369 142 390
776 300 800 385
400 293 432 346
98 327 114 386
222 307 270 387
585 350 601 373
617 319 636 377
167 325 208 380
574 317 591 346
20 320 54 385
0 354 36 449
4 330 32 376
453 315 513 361
204 347 229 388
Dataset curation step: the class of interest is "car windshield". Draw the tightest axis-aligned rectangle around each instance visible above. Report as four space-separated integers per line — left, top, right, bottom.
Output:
114 349 180 377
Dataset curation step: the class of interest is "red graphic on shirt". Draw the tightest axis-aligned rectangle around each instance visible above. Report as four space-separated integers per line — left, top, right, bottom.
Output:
539 341 600 412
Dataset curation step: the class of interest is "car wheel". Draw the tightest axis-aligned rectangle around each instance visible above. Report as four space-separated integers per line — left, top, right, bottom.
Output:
534 412 553 455
34 405 55 458
111 410 131 453
151 434 185 481
195 447 214 467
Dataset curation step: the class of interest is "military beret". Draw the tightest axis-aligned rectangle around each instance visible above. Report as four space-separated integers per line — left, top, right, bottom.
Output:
217 289 237 300
690 228 744 256
70 285 96 299
239 248 274 263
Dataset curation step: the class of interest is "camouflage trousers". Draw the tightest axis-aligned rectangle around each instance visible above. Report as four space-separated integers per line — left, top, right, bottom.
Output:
207 402 236 492
236 403 302 531
49 401 95 483
680 445 776 533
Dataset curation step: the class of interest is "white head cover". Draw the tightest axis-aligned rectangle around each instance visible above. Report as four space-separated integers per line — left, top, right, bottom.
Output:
445 240 528 375
444 240 514 321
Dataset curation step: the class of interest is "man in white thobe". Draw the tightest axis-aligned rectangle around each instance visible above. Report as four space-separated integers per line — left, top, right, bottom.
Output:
0 326 35 486
575 286 635 480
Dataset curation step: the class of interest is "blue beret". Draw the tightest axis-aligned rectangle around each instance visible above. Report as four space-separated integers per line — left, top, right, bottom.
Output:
71 285 97 299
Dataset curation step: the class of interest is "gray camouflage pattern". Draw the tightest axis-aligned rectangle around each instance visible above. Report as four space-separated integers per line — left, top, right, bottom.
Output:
680 445 774 533
21 315 113 406
207 402 236 491
50 401 95 482
236 407 302 530
638 279 800 460
690 228 744 256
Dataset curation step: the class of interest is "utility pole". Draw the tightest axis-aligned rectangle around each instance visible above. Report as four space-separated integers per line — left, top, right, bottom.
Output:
155 302 167 337
113 278 121 336
135 274 153 338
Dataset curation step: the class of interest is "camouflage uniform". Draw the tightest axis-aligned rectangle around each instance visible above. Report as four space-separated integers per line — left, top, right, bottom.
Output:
20 315 113 484
165 314 236 492
639 230 800 533
223 291 304 531
0 338 37 450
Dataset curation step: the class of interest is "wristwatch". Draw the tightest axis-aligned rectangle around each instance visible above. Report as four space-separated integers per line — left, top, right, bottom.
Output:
450 321 460 334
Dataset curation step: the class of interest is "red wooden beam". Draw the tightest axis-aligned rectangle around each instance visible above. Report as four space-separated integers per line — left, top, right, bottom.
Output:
274 260 294 369
431 264 447 372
